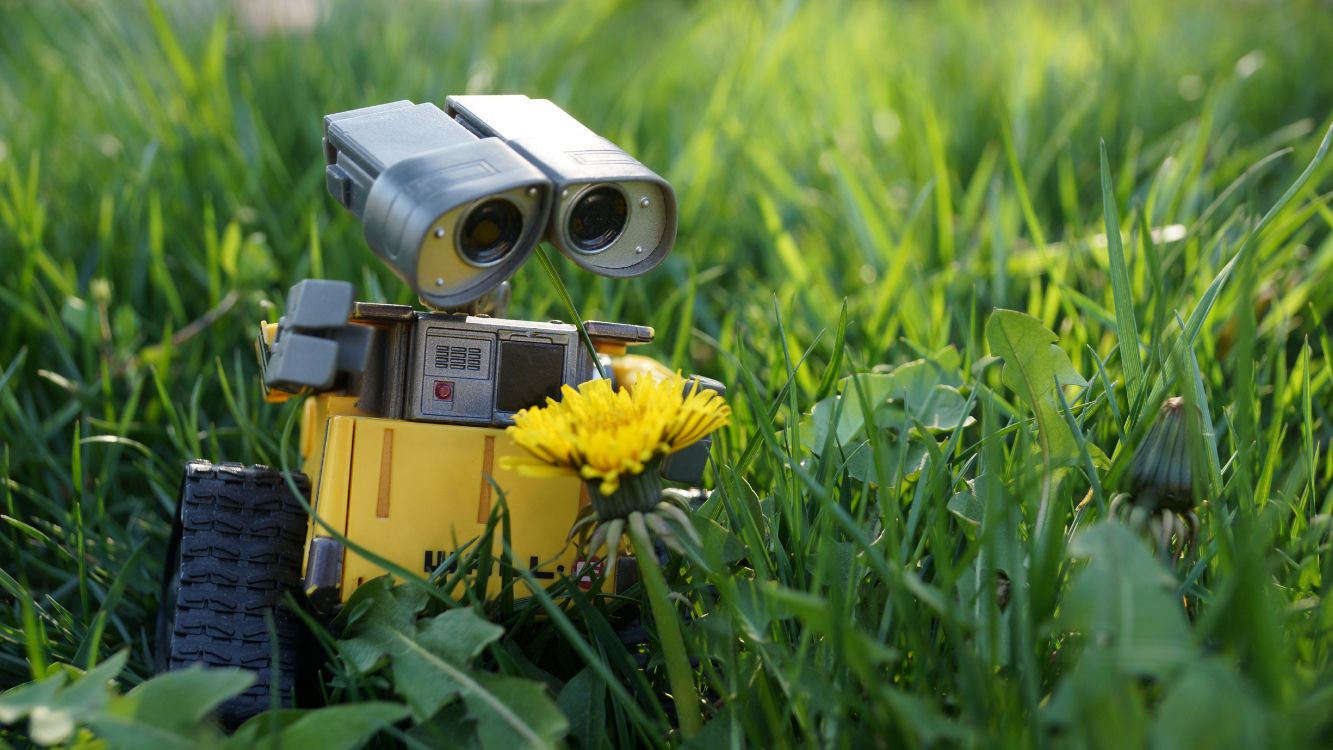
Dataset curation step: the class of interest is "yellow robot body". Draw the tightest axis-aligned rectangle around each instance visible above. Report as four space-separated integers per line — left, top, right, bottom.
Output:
258 302 670 608
300 397 590 601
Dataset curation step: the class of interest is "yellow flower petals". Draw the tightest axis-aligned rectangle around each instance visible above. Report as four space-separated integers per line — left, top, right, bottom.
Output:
505 373 731 496
498 455 580 480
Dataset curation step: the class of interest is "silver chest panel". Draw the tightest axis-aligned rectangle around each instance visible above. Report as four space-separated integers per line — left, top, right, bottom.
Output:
405 313 598 426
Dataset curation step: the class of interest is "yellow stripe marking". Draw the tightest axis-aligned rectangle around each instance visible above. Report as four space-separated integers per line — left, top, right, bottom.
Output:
376 429 394 518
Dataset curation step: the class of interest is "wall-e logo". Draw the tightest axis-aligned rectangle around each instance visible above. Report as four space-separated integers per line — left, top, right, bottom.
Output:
422 550 569 580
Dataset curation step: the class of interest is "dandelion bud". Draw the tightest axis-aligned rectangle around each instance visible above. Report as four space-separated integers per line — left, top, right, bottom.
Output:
1126 396 1195 513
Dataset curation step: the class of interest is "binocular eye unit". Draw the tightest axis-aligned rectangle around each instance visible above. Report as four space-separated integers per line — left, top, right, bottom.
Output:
323 96 676 308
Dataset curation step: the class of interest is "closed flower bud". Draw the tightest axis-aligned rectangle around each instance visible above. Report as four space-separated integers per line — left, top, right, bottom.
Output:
1127 396 1195 513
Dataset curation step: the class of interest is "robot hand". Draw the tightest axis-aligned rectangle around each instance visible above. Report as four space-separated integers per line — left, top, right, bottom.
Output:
258 279 376 396
602 352 725 486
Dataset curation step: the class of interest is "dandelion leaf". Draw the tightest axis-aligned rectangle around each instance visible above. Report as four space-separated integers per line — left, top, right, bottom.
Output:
1062 522 1194 677
984 309 1086 460
466 673 568 750
243 703 411 750
1149 658 1267 750
105 664 254 734
556 667 606 750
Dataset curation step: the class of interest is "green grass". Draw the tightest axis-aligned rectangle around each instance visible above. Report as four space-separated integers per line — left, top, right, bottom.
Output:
2 0 1332 746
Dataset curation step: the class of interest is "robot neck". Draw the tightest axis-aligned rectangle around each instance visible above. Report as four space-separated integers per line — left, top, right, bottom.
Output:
425 281 512 318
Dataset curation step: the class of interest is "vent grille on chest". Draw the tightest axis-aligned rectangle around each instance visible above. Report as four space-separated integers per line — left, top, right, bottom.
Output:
435 344 482 372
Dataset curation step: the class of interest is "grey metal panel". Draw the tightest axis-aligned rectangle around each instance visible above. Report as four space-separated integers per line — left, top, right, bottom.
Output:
404 313 599 427
303 536 345 615
352 301 416 323
584 320 655 344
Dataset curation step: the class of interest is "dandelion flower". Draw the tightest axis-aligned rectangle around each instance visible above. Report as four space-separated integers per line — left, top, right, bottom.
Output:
504 373 730 498
504 372 725 738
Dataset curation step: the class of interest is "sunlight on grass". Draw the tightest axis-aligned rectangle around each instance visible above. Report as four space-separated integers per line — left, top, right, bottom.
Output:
1 0 1331 746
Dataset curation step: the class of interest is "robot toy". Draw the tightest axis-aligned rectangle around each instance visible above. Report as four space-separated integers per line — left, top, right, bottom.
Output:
154 96 721 724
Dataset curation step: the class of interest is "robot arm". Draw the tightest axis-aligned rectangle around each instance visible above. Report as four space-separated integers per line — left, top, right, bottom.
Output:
257 279 376 400
660 372 726 485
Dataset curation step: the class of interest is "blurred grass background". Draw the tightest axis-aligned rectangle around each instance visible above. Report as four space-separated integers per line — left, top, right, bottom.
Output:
2 0 1332 746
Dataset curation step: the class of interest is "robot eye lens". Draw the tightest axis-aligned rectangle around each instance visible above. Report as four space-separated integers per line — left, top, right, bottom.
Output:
459 198 523 266
567 186 628 253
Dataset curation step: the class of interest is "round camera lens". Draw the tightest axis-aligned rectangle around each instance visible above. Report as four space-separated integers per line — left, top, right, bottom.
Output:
567 186 628 253
459 199 523 266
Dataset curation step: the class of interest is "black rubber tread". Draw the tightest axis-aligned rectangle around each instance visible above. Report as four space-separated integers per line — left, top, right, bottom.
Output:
160 460 311 727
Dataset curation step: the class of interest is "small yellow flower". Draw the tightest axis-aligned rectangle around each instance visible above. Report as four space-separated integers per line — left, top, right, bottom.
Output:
503 373 730 496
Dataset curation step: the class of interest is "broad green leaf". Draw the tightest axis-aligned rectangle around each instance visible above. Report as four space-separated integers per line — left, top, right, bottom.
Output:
728 578 778 640
946 486 983 529
985 309 1086 460
0 671 65 725
1149 658 1267 750
840 435 927 484
803 359 972 485
410 702 481 750
468 673 569 750
800 373 890 452
806 539 858 591
384 608 504 719
859 361 972 432
1062 522 1195 677
26 651 129 744
804 363 957 452
83 713 220 750
1043 649 1151 750
874 384 972 431
416 607 504 665
106 666 253 732
695 515 748 570
337 577 431 672
227 709 306 748
380 624 565 749
556 667 606 750
60 296 98 342
0 652 147 747
261 702 410 750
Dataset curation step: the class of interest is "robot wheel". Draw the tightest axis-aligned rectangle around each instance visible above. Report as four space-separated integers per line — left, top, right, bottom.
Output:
154 460 313 728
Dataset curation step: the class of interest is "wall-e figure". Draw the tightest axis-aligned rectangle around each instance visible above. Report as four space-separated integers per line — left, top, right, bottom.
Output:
154 97 721 724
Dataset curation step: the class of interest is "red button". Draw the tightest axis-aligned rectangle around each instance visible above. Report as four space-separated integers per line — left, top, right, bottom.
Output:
434 381 454 400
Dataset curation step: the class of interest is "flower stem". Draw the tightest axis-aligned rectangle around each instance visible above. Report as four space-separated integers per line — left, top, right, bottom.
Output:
627 514 703 738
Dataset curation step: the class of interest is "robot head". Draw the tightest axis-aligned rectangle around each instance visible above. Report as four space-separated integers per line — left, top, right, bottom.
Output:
323 97 676 309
